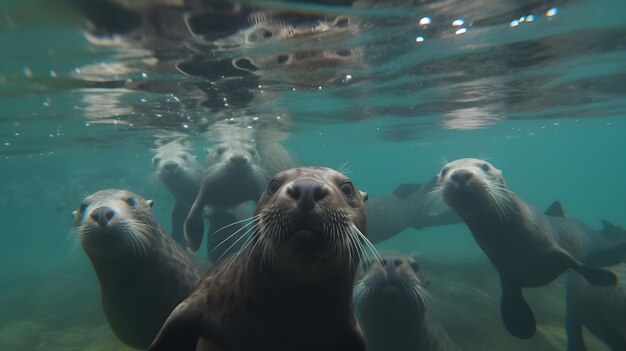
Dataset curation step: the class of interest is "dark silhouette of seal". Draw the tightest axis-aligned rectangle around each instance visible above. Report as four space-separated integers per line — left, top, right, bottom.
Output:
432 158 619 339
71 189 206 349
566 220 626 351
354 255 459 351
149 166 370 351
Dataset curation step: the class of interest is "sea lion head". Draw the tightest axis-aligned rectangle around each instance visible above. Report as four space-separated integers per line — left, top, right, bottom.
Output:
205 139 265 182
152 141 202 189
251 166 368 274
433 158 511 219
354 255 430 318
71 189 160 258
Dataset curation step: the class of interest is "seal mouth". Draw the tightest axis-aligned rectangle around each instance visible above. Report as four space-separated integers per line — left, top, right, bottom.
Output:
289 229 326 254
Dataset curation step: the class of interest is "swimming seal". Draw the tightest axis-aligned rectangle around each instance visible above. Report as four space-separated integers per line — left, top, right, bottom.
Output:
149 166 370 351
432 158 619 339
71 189 206 349
354 255 458 351
566 220 626 351
152 139 202 245
184 138 267 254
367 178 460 244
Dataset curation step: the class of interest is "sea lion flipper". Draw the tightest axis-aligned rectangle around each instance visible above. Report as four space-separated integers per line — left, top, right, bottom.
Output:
500 281 536 339
572 264 617 286
393 183 422 198
148 300 206 351
544 201 565 217
184 201 205 252
565 286 586 351
171 201 189 245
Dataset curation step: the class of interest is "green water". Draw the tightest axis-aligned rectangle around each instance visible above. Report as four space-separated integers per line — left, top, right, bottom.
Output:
1 0 625 350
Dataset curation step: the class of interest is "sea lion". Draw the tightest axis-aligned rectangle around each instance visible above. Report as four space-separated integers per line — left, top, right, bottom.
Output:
70 189 206 349
566 221 626 351
184 138 267 253
367 178 460 244
152 139 203 245
149 166 370 351
353 255 459 351
431 158 620 339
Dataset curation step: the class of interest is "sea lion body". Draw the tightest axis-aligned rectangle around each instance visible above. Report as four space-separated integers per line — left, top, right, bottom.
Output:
367 178 460 244
354 255 458 351
567 262 626 351
71 189 206 349
152 140 203 244
184 137 267 255
566 221 626 351
149 167 370 351
434 158 620 339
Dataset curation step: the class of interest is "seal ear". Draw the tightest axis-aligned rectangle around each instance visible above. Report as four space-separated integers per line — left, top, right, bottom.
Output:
360 191 368 202
146 200 154 208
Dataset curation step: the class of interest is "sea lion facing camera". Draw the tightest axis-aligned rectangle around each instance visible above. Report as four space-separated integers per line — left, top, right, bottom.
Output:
354 255 458 351
432 158 620 339
184 138 267 253
149 166 370 351
71 189 206 349
152 139 203 245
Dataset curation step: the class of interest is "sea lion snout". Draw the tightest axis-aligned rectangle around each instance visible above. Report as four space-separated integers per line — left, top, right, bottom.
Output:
161 160 179 171
287 179 329 212
450 168 473 186
229 154 249 167
381 256 403 268
90 206 115 228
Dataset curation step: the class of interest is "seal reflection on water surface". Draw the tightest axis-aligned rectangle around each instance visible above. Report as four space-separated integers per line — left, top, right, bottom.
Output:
149 166 370 351
71 189 205 349
432 158 618 339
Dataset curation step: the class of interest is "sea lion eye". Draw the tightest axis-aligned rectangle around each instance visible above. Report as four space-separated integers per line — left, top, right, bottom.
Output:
125 197 136 207
79 202 88 213
216 147 226 156
151 157 161 167
267 179 281 195
480 163 491 171
440 167 449 177
340 182 354 197
180 153 188 161
410 261 420 271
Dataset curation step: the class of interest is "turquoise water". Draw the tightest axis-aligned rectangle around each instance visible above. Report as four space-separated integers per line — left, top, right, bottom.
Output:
1 0 625 350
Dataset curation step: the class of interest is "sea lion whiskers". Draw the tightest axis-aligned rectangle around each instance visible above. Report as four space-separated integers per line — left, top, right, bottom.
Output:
481 179 515 222
349 222 384 272
216 220 262 264
66 226 84 255
211 213 263 237
405 275 433 309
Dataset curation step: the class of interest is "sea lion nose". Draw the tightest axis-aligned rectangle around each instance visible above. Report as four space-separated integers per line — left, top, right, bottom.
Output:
230 155 248 166
91 207 115 227
162 161 179 171
450 169 473 186
288 179 328 212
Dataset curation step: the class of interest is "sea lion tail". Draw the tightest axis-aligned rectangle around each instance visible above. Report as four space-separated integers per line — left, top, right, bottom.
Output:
500 281 536 339
573 264 617 286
